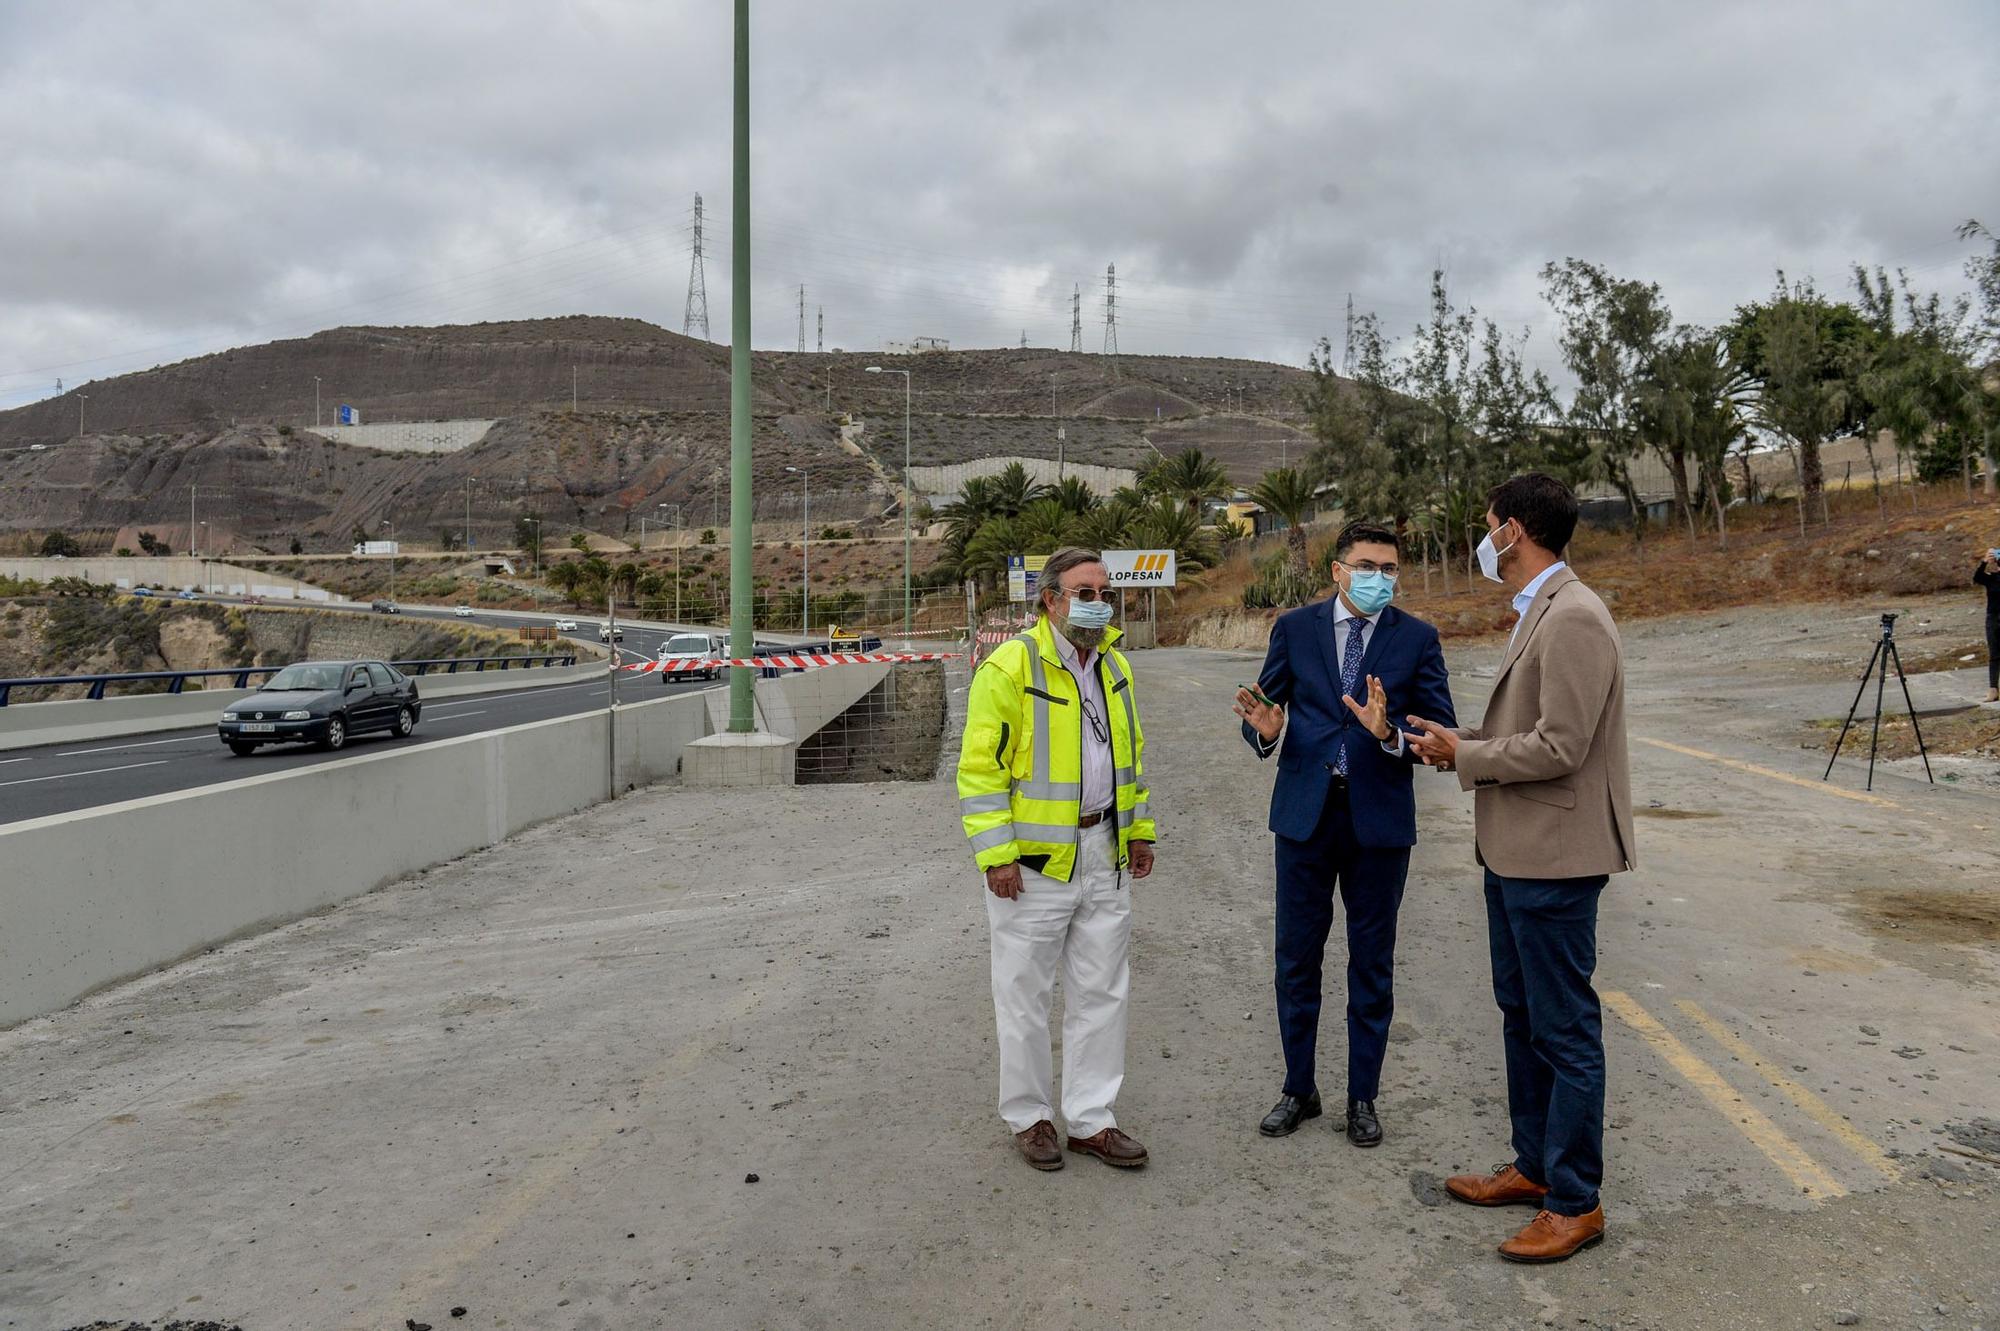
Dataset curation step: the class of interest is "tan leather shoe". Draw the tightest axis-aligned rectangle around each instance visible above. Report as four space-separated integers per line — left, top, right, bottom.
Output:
1015 1120 1063 1171
1066 1126 1149 1168
1444 1163 1548 1207
1499 1206 1605 1263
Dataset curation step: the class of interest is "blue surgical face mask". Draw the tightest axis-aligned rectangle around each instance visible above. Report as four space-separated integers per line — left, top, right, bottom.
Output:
1343 568 1396 615
1065 595 1114 630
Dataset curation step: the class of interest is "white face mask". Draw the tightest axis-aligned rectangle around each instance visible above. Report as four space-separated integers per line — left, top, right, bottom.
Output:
1476 525 1517 584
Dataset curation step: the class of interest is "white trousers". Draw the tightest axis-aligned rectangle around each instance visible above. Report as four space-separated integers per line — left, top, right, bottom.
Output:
984 823 1132 1138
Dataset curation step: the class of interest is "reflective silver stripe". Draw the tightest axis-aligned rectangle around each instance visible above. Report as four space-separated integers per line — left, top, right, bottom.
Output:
1113 766 1136 787
968 824 1018 853
1014 820 1081 843
1010 633 1055 794
1017 778 1081 801
1114 805 1135 827
1106 650 1140 774
959 792 1012 815
1127 801 1152 824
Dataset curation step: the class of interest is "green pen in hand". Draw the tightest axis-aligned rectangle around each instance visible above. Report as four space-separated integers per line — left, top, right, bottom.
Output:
1240 684 1277 708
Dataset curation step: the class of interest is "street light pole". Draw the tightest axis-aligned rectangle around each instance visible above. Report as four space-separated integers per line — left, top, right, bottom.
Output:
785 466 810 634
382 521 396 601
668 502 683 623
314 376 321 430
726 0 755 732
189 483 198 557
464 476 475 553
865 365 913 644
1052 372 1066 482
78 394 87 438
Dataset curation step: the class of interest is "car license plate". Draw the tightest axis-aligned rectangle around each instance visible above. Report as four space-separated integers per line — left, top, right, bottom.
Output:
239 723 276 733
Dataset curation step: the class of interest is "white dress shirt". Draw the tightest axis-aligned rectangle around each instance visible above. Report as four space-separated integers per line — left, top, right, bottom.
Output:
1509 561 1567 648
1256 596 1407 758
1051 627 1114 816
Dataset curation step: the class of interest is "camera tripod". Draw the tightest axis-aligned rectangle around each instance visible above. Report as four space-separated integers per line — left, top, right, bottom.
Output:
1822 613 1933 791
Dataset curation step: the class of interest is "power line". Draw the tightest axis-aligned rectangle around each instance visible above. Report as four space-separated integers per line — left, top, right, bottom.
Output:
683 193 710 340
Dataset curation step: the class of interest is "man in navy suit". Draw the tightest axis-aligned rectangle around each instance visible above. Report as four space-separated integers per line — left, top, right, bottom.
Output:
1233 520 1455 1146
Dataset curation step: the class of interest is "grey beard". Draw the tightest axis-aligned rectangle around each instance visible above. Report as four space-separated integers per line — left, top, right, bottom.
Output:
1057 617 1107 652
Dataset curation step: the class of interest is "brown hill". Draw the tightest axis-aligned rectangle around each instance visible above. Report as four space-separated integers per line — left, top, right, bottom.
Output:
0 317 1329 552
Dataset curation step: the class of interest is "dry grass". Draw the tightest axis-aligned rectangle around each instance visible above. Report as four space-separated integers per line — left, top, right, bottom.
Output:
1165 482 2000 645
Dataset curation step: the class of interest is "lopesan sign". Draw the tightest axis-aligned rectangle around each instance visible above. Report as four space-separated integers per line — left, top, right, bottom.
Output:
1103 549 1177 587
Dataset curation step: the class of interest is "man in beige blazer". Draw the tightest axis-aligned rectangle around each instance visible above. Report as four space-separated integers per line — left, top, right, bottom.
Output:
1406 473 1633 1265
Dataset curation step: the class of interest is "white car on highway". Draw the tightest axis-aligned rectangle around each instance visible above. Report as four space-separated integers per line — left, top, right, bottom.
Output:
553 619 578 632
656 632 726 682
453 605 474 617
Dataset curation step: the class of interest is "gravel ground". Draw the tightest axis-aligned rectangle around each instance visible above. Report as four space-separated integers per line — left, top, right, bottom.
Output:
1 595 1995 1330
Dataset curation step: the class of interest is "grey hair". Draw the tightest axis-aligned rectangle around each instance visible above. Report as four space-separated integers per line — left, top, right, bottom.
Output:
1037 546 1106 610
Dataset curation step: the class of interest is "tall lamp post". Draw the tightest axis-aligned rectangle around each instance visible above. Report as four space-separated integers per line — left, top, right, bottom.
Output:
381 520 396 602
784 466 810 635
664 502 684 623
313 376 322 430
463 476 476 553
78 394 88 438
525 517 542 609
1051 372 1066 482
864 365 912 644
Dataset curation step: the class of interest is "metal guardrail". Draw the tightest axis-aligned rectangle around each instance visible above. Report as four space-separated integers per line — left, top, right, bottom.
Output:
0 654 581 706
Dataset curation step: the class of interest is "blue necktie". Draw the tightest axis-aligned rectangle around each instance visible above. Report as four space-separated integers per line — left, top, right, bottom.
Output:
1336 615 1366 777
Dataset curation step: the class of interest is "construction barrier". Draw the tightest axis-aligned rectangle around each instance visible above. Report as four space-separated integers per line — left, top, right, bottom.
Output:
620 651 960 674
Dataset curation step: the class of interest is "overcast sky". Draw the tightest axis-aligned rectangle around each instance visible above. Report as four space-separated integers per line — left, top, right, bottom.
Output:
1 0 1995 409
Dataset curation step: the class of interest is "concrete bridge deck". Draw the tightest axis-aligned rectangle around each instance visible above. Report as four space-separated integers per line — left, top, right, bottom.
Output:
0 622 1994 1330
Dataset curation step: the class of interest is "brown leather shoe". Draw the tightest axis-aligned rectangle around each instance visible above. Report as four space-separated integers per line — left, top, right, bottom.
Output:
1498 1206 1605 1263
1066 1126 1148 1168
1445 1163 1548 1207
1014 1120 1063 1171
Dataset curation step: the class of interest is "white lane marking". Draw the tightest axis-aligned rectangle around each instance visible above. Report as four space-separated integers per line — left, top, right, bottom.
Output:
56 734 214 758
0 760 171 788
0 756 30 766
426 708 488 720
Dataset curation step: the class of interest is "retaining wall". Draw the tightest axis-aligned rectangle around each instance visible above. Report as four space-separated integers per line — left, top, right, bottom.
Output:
0 663 885 1028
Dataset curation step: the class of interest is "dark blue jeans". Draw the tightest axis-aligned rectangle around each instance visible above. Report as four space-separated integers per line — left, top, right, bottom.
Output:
1484 868 1609 1216
1274 791 1411 1102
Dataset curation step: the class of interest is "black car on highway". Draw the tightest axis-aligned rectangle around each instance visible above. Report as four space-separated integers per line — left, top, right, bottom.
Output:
218 660 421 755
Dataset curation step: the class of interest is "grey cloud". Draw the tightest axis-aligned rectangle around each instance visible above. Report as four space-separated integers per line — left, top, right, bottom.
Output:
0 0 1995 405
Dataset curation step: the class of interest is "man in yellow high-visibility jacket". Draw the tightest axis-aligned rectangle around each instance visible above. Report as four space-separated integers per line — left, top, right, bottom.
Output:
958 546 1157 1172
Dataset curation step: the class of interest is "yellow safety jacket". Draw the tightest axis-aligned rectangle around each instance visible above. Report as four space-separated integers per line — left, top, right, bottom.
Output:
957 616 1155 881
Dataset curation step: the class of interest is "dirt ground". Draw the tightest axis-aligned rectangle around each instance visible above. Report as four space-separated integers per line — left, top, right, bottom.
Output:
1 596 1996 1330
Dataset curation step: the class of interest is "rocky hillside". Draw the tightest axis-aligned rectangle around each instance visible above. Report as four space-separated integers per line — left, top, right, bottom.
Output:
0 596 549 702
0 317 1331 552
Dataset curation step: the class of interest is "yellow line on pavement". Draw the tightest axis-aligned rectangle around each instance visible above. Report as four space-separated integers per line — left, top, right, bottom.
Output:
1675 1000 1900 1180
1602 989 1847 1200
1633 737 1902 809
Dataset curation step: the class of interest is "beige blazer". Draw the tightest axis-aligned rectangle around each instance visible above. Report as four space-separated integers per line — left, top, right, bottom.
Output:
1454 566 1635 880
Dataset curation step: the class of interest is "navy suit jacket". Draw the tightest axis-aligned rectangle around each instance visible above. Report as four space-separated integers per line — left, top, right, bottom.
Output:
1241 600 1457 847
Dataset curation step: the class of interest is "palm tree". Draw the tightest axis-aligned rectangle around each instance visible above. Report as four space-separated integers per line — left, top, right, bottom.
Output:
1050 475 1097 515
1141 447 1232 514
1128 493 1220 573
987 462 1048 517
1015 498 1085 553
959 515 1025 585
1250 467 1320 579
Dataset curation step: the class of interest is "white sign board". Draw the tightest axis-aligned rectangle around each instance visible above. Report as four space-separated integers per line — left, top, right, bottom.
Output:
1103 549 1177 588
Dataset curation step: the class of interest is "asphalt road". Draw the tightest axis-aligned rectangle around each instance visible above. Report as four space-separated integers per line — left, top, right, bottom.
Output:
0 602 734 826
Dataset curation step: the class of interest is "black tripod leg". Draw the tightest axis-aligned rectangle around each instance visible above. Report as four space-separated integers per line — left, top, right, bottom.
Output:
1864 641 1891 792
1886 641 1934 784
1824 640 1884 781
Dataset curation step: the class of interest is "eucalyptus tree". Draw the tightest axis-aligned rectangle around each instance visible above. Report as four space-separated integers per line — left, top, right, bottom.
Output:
1541 259 1672 541
1724 275 1872 528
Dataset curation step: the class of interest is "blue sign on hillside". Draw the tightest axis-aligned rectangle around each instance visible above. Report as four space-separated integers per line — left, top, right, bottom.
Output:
337 404 361 425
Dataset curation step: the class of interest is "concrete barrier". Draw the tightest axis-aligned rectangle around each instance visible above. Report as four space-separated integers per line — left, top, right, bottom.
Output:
0 557 328 595
0 658 609 753
0 661 888 1028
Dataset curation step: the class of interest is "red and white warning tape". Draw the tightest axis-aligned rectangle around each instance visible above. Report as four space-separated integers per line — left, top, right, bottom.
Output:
619 651 960 673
